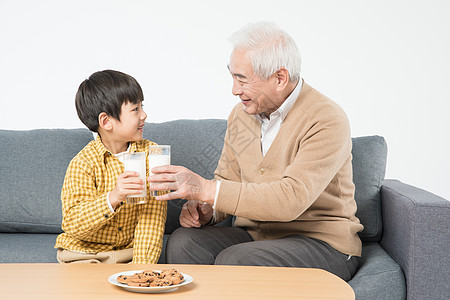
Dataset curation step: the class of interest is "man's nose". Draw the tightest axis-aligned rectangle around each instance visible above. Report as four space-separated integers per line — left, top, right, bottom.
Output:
232 81 242 96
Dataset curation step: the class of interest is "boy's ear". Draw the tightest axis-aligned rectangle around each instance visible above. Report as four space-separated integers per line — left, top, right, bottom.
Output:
98 112 113 130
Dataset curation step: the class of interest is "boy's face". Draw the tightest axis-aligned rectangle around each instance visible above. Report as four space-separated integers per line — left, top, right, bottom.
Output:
110 101 147 142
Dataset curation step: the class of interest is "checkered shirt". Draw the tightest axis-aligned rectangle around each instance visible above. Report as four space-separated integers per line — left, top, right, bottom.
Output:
54 136 167 264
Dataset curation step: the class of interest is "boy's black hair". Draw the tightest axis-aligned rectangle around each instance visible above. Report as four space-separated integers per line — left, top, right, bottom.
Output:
75 70 144 132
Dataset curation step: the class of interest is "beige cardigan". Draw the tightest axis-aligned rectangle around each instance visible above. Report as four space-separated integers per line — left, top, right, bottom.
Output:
213 81 364 256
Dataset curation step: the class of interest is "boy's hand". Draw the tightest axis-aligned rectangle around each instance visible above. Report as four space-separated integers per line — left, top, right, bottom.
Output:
109 171 145 209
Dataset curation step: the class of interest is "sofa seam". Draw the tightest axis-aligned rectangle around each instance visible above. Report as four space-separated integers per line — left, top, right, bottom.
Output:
0 220 60 226
352 265 403 279
382 184 415 298
383 181 450 208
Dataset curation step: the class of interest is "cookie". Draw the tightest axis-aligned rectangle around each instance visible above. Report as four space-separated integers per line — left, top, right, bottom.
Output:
127 280 151 287
117 268 184 287
129 273 149 283
160 268 184 284
117 275 129 284
166 273 184 285
150 278 173 287
142 270 161 278
160 268 181 278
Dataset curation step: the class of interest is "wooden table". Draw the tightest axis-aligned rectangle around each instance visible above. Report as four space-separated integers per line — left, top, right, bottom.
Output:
0 263 354 299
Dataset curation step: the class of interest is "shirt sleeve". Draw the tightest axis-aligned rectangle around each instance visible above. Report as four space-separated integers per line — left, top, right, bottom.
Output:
106 192 115 213
60 157 119 241
211 108 243 223
211 180 221 208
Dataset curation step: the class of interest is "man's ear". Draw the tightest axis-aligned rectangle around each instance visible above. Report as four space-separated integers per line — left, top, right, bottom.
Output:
275 67 290 91
98 112 113 131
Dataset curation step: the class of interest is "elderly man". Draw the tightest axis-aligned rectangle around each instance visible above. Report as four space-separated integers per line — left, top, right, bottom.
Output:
149 21 363 281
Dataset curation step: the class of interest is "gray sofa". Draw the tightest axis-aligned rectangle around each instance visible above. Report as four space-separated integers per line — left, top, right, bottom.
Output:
0 119 448 300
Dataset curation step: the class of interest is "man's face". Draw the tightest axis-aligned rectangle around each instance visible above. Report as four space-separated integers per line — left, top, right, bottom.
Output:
228 49 280 116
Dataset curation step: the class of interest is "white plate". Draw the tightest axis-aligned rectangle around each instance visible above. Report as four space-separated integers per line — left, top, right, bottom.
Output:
108 270 193 293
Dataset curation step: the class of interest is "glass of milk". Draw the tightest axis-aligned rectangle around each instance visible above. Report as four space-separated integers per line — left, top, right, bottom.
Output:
148 145 171 197
123 152 147 204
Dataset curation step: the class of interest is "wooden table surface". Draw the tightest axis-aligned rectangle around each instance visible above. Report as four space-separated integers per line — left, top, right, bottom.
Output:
0 263 354 299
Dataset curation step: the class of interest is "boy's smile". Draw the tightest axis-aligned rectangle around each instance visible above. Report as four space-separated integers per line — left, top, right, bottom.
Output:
100 101 147 154
115 101 147 139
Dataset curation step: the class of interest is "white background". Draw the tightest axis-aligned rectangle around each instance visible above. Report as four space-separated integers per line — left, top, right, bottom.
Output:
1 0 449 200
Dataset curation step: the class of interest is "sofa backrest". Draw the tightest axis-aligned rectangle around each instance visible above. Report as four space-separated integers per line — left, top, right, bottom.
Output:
0 128 94 233
0 120 387 243
351 136 388 242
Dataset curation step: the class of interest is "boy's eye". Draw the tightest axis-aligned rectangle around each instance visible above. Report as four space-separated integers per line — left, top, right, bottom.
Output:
132 103 143 112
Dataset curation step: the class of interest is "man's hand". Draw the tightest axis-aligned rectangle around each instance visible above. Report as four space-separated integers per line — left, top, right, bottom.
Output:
148 165 216 204
180 200 213 228
109 171 145 209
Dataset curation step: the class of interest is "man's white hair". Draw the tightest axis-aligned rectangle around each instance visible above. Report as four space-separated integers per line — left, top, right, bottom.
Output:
229 21 301 82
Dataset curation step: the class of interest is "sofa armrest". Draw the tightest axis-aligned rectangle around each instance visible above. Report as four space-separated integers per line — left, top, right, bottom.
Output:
380 179 450 300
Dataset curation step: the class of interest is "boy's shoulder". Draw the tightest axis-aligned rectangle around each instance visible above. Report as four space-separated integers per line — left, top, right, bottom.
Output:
70 139 158 165
69 139 104 168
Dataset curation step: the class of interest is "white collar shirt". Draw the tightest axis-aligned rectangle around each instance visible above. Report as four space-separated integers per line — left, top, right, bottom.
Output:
255 79 302 156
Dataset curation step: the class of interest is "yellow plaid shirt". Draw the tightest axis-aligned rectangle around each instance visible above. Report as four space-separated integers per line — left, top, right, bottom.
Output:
54 136 167 264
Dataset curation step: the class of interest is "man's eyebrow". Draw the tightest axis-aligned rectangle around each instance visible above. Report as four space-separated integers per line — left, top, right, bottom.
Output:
227 65 247 79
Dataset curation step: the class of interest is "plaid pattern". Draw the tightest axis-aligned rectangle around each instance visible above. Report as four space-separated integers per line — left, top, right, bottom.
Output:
55 136 167 264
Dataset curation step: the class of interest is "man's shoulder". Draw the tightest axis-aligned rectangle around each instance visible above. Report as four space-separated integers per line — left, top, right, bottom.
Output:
229 102 243 118
297 82 348 121
227 102 254 125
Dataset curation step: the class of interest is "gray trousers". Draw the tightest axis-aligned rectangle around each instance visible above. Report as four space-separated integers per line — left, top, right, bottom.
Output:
166 226 358 281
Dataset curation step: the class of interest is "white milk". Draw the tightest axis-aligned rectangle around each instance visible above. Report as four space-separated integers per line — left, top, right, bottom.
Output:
124 153 147 198
148 154 170 174
148 154 170 197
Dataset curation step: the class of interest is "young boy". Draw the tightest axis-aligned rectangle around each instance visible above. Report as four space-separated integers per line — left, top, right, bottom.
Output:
55 70 167 264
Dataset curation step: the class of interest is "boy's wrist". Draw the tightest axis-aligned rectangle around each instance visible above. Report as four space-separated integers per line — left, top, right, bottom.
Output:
109 189 125 210
107 192 124 212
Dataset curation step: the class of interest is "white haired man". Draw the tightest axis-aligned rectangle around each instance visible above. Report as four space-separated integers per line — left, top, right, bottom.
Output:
149 21 363 281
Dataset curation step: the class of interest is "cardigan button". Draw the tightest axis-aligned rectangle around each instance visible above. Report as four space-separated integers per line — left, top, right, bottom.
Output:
258 168 265 175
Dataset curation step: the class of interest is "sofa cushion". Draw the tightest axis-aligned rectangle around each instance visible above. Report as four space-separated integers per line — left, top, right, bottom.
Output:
348 242 406 299
0 233 59 263
0 128 93 233
351 136 387 242
143 119 227 233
